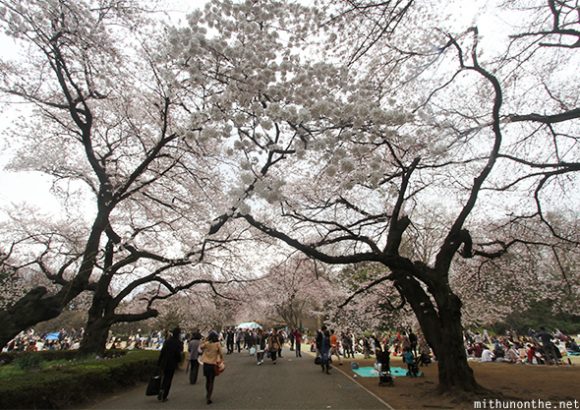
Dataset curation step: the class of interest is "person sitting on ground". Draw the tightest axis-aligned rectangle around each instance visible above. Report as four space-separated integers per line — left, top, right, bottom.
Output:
505 344 522 364
566 339 580 353
419 340 432 366
535 327 558 364
473 342 484 358
493 341 505 359
526 344 537 364
480 346 495 362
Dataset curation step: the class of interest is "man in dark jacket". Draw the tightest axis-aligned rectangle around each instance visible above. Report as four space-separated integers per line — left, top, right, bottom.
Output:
226 328 235 354
157 327 183 402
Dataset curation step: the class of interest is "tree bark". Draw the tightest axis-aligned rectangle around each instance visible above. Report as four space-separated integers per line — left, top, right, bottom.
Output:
394 274 480 392
434 308 478 392
0 206 112 349
78 294 159 355
0 287 63 348
78 316 112 356
78 292 114 356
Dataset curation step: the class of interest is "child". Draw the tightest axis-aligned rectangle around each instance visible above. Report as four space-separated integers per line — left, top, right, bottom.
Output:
403 347 418 377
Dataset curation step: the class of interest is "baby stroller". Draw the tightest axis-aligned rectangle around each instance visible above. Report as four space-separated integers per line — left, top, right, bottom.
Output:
375 350 394 386
376 363 394 386
407 359 419 377
419 352 431 366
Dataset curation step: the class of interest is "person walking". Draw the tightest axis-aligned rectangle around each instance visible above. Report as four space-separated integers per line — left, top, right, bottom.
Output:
188 330 202 384
329 329 343 365
289 329 295 351
267 329 281 364
409 329 418 357
157 327 184 402
226 328 234 354
256 328 266 365
235 329 243 353
316 326 331 374
200 331 224 405
342 331 354 358
294 329 302 358
277 329 285 358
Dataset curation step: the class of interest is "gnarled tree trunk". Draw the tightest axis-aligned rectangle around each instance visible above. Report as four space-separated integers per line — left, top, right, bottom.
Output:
79 316 112 356
395 274 479 392
0 288 63 348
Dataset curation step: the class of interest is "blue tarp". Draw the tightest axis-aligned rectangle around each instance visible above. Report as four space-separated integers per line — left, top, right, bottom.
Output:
45 332 60 341
352 366 423 378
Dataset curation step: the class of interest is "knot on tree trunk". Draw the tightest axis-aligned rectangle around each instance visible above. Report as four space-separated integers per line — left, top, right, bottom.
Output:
458 229 473 258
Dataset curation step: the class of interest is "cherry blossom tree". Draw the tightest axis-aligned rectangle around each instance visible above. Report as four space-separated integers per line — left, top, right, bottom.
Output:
0 0 240 352
332 262 411 333
250 254 337 329
171 0 579 394
0 0 576 396
453 214 580 327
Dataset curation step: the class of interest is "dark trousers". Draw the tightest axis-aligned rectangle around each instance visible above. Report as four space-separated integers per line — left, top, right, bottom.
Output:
295 342 302 357
160 367 176 399
227 341 234 354
344 345 354 358
189 360 199 384
203 363 216 401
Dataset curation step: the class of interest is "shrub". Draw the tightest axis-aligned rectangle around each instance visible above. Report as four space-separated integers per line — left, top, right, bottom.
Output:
0 350 158 409
13 354 43 370
0 348 127 365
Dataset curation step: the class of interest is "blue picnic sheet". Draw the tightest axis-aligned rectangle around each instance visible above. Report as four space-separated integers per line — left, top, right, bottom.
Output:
352 366 422 378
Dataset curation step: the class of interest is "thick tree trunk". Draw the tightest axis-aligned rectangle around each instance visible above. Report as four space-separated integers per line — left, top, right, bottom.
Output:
0 287 64 348
434 313 478 392
0 209 112 350
78 292 159 355
395 274 480 393
78 315 112 356
78 289 114 356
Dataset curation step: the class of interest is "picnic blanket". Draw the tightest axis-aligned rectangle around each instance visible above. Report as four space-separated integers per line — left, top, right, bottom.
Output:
352 366 422 378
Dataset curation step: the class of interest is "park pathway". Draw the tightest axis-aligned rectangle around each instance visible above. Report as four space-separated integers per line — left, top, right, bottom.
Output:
86 350 391 410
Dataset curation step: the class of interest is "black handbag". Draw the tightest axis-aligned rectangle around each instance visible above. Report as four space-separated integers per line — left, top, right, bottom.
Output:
314 356 322 365
146 374 161 396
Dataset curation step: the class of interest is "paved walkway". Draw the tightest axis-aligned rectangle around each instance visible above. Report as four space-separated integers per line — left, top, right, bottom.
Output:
86 350 390 410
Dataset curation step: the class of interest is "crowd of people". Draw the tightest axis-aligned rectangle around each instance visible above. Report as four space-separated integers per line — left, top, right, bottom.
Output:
2 328 177 353
2 328 84 352
3 322 578 405
464 327 580 365
4 324 578 369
